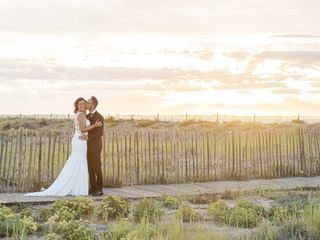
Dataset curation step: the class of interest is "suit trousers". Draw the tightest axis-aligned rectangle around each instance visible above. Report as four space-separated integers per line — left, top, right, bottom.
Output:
87 138 103 191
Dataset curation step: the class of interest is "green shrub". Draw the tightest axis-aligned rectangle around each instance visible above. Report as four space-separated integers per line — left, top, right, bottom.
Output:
97 195 130 222
207 200 229 225
51 197 95 222
100 219 134 240
19 207 33 218
228 200 264 228
292 119 305 124
50 206 76 222
133 198 164 223
0 206 38 237
266 202 308 238
46 219 94 240
223 121 242 129
208 199 264 228
2 122 10 130
159 218 227 240
229 206 262 228
188 193 219 205
268 205 291 225
46 232 62 240
163 218 185 240
0 206 17 237
220 190 240 200
275 193 310 212
135 120 155 128
281 214 305 240
192 226 228 240
236 199 267 217
179 119 200 127
39 118 49 126
105 116 115 123
239 224 281 240
124 218 157 240
35 207 52 222
160 195 182 209
0 205 16 220
176 205 204 222
123 230 143 240
20 215 38 232
301 201 320 240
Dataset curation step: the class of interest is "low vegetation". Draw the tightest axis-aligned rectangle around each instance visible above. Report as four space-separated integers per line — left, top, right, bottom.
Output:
0 116 310 133
97 195 130 222
132 198 164 223
159 195 183 209
176 205 204 222
0 205 39 238
0 188 320 239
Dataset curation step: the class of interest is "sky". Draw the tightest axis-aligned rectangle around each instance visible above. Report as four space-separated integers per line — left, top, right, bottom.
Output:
0 0 320 115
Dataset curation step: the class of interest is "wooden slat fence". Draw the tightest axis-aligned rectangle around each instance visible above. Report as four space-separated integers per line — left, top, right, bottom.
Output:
0 127 319 193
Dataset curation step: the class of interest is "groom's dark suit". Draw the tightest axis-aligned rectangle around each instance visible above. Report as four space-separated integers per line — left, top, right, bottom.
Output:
87 110 104 193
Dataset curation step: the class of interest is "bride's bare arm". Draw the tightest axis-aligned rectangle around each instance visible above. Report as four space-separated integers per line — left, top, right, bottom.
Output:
78 112 102 132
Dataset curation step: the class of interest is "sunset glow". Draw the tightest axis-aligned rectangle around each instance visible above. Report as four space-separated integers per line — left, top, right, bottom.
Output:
0 0 319 115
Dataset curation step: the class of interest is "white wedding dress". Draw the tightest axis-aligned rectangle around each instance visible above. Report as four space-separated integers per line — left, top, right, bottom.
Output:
24 112 89 196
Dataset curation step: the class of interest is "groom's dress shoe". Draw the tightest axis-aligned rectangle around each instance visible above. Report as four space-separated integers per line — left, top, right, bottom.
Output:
91 190 103 196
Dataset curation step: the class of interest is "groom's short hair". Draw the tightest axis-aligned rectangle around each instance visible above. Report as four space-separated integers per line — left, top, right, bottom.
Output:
91 96 98 107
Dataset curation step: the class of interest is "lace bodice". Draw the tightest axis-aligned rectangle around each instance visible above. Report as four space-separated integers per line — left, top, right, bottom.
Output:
74 112 90 135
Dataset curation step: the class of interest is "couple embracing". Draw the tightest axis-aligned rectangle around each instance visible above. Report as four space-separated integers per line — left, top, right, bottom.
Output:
25 96 104 197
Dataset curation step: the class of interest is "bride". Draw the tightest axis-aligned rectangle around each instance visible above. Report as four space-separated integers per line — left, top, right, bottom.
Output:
24 97 102 196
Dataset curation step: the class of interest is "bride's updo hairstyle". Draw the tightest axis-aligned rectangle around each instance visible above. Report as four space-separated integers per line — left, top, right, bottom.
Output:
74 97 86 113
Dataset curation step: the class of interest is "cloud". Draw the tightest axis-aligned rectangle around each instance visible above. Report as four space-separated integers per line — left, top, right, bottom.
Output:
253 51 320 65
1 0 320 37
213 81 287 91
270 87 301 95
1 51 319 96
0 0 320 117
272 34 320 39
180 49 214 60
168 95 320 115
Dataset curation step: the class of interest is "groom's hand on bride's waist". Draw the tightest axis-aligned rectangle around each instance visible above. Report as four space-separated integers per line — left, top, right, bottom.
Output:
79 135 88 141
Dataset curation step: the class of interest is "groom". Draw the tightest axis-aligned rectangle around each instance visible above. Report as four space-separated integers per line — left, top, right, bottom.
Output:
84 96 104 196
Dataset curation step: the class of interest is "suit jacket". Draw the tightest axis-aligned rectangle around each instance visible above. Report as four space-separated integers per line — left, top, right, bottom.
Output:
86 110 104 143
